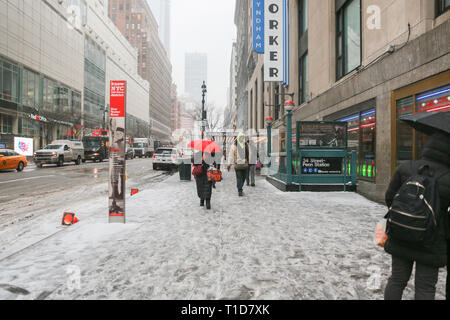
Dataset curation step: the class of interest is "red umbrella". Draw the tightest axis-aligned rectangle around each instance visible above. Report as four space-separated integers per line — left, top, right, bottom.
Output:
188 140 222 153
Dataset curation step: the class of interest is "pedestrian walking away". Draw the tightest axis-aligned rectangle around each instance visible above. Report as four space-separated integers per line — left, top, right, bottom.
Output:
192 152 213 210
383 132 450 300
227 132 250 197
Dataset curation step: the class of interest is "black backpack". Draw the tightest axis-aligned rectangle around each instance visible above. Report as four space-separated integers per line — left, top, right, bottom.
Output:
385 162 447 247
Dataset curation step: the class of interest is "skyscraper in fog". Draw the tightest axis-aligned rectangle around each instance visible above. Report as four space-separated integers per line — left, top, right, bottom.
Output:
185 53 208 103
147 0 171 58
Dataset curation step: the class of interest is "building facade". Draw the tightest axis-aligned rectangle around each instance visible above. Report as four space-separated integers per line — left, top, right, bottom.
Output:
171 83 181 132
109 0 173 144
184 53 208 103
147 0 171 59
236 0 450 202
234 0 250 131
0 0 149 152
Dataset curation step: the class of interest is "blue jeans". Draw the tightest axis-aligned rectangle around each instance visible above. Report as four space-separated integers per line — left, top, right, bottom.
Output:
235 168 247 192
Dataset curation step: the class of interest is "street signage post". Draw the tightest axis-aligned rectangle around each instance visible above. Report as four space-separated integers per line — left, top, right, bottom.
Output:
109 80 126 224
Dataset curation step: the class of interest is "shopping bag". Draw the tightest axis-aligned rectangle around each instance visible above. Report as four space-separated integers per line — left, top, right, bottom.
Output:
207 168 223 182
375 219 388 247
256 161 262 169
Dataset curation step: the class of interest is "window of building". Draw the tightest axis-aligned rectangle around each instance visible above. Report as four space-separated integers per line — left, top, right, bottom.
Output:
299 52 308 104
22 69 40 109
436 0 450 16
336 0 361 80
338 108 376 182
21 118 39 137
0 114 13 134
394 83 449 169
0 58 20 103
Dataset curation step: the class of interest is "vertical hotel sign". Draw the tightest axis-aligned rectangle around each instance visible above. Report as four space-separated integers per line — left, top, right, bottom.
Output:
264 0 289 84
253 0 264 53
109 81 126 223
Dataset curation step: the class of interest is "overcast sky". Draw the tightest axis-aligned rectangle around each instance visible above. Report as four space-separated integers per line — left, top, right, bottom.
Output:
171 0 237 109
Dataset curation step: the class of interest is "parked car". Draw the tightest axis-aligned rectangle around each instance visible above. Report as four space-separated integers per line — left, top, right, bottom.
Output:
83 136 109 162
33 140 85 167
132 138 154 158
0 149 27 172
125 147 135 160
152 147 180 170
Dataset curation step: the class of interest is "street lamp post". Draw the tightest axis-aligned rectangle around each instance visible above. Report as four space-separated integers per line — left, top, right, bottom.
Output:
265 116 273 158
284 100 295 185
201 81 207 140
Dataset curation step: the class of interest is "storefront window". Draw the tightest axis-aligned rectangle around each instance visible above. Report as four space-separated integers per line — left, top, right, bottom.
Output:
21 118 39 137
338 108 376 182
395 83 449 167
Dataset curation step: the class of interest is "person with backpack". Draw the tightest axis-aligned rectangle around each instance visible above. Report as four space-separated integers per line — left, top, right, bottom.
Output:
227 132 250 197
384 132 450 300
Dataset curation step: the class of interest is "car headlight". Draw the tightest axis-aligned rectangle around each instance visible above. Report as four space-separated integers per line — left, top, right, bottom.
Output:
53 152 57 157
34 152 37 157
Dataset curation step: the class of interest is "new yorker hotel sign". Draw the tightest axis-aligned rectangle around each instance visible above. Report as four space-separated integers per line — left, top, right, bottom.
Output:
264 0 287 83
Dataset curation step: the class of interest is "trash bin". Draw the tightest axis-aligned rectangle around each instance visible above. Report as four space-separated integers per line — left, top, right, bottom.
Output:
179 160 192 181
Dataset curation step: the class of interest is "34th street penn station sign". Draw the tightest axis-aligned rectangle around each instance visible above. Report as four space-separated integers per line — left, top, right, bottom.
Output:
255 0 289 85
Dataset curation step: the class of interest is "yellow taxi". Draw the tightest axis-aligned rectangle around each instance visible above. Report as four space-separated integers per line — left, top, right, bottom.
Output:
0 149 28 172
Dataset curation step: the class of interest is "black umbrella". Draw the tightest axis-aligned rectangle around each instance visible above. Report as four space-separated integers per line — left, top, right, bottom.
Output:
400 111 450 136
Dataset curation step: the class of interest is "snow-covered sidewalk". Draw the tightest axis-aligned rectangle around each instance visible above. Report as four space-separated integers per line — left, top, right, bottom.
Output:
0 171 446 300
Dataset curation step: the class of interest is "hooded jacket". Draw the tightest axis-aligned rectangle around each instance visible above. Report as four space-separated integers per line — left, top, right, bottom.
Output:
384 132 450 267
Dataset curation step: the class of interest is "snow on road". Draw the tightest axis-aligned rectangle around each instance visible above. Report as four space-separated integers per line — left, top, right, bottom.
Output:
0 171 446 300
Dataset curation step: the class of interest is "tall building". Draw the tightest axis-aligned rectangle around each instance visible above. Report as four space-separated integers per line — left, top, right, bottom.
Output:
234 0 250 131
109 0 173 144
171 83 181 132
184 53 207 103
235 0 449 202
147 0 171 58
0 0 149 151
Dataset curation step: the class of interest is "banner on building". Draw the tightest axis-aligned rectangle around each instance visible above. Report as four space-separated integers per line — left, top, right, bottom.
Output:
253 0 264 53
264 0 289 83
14 137 34 156
109 80 127 223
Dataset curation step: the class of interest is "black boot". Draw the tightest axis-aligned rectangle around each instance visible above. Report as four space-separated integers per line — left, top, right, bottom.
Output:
200 199 205 207
206 199 211 210
238 190 243 197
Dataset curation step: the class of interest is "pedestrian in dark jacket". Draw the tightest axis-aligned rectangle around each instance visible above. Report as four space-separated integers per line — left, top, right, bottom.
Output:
192 153 213 210
384 132 450 300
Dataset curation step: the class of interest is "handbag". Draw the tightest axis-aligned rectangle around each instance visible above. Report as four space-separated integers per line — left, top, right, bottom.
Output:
207 168 223 182
192 165 203 177
256 160 262 169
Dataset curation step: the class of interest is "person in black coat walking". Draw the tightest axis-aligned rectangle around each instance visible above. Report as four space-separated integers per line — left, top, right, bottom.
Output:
192 152 213 210
384 132 450 300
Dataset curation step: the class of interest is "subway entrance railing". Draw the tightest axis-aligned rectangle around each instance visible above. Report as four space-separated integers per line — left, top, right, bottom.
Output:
266 121 358 192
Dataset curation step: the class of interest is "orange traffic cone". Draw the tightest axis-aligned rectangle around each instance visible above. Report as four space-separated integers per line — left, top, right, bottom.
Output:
73 217 79 224
62 212 75 226
131 188 139 196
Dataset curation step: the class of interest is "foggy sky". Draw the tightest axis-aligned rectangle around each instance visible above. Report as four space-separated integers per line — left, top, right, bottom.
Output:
171 0 237 110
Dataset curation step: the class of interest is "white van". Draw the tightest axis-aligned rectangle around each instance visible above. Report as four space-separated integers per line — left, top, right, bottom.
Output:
34 140 85 167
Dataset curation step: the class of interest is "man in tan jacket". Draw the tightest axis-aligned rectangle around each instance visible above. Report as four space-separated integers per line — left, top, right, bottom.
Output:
227 132 249 196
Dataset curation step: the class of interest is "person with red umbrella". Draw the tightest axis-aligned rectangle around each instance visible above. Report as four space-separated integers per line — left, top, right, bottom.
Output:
189 139 222 210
